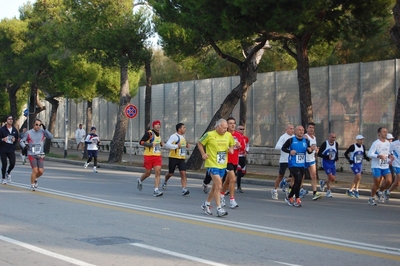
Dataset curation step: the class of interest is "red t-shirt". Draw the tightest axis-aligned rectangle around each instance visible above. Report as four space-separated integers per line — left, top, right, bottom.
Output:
228 130 243 165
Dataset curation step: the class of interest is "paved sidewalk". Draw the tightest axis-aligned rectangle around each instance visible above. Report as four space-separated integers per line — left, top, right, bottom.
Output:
46 147 399 199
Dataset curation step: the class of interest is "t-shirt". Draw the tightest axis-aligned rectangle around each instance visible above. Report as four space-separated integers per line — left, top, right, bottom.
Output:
199 130 235 169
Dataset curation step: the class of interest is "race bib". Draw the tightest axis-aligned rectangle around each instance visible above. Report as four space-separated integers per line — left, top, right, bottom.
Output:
179 147 186 156
6 135 13 144
216 151 227 164
380 158 389 167
296 153 305 164
329 151 336 160
355 154 363 164
31 144 42 154
153 144 161 153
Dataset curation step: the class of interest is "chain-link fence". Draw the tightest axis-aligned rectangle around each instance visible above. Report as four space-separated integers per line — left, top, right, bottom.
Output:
38 59 399 149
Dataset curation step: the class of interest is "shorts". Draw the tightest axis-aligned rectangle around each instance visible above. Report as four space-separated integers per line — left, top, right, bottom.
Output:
278 163 289 176
305 161 316 168
372 168 391 178
324 167 336 176
168 158 186 173
28 155 44 169
207 168 226 178
143 155 162 170
227 163 237 172
88 150 98 158
350 165 362 175
393 166 400 175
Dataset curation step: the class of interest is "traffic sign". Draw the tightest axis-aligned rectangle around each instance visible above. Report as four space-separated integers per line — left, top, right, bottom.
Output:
125 104 138 119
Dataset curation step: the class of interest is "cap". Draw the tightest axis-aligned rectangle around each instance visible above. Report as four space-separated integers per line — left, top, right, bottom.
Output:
355 135 364 140
387 133 394 140
91 126 96 131
152 120 161 128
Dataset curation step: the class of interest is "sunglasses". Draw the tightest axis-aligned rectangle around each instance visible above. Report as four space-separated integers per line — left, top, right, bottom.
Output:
35 124 41 126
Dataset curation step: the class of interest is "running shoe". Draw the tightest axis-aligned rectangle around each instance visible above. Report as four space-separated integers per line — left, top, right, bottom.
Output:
30 185 36 191
137 178 142 191
182 188 190 196
294 198 302 207
285 197 294 206
376 191 384 203
319 180 326 192
201 202 212 215
162 182 167 190
353 190 360 198
326 190 332 198
2 178 6 185
236 187 243 193
93 167 97 173
153 190 163 197
84 162 89 169
271 189 278 200
224 189 230 196
229 199 239 209
220 196 226 207
383 190 390 203
6 173 11 183
346 190 354 197
216 207 228 217
34 179 38 188
299 188 308 198
312 193 322 200
202 183 209 194
368 197 377 206
285 188 291 197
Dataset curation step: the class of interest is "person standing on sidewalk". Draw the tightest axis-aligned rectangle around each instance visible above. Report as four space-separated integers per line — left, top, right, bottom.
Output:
344 135 370 198
367 127 392 205
317 132 339 198
20 119 53 191
75 124 86 154
281 125 312 207
236 124 249 193
198 119 234 217
83 127 100 173
162 122 190 196
137 120 164 197
0 115 18 185
271 124 294 200
303 122 321 200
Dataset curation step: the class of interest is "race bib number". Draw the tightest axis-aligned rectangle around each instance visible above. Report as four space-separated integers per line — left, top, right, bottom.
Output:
153 144 161 153
179 147 186 156
31 144 42 154
296 153 305 164
355 154 363 164
6 135 13 144
380 158 389 167
216 151 227 164
329 151 336 160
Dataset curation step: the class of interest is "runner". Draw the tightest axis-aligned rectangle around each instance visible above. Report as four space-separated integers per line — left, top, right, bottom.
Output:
317 132 339 198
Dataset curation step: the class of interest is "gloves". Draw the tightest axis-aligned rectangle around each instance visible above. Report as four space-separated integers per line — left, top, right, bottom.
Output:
348 159 354 164
41 124 46 130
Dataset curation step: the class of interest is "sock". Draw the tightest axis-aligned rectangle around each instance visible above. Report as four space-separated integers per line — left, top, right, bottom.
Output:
313 191 316 195
205 201 211 205
230 197 234 201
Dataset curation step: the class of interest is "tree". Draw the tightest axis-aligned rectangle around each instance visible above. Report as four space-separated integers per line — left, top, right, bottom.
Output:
391 0 400 138
151 0 273 169
64 0 152 163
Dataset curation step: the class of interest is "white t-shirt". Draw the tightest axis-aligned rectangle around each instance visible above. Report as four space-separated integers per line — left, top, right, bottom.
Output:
275 133 293 163
368 139 390 169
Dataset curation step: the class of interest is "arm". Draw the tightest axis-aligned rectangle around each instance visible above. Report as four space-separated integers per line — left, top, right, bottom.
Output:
281 138 292 154
363 145 371 161
139 131 153 147
344 144 355 163
43 129 53 140
197 142 208 160
275 135 285 150
368 141 378 159
165 134 179 149
317 142 329 159
335 142 339 161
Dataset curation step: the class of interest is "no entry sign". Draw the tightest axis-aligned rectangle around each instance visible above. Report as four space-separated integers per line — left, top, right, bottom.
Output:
125 104 138 119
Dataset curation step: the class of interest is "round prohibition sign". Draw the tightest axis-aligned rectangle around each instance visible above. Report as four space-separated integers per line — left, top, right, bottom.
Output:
125 104 138 119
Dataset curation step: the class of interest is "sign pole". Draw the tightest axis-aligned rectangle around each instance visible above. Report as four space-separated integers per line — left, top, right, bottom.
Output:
124 104 138 165
130 118 133 165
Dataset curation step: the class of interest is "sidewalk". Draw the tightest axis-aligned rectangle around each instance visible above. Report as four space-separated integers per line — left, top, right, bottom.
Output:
46 147 398 199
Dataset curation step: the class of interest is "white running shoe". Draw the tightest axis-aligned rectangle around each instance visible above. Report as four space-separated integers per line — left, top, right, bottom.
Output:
182 188 190 196
220 196 226 207
30 185 36 191
162 182 167 190
34 179 38 188
229 199 238 209
84 162 89 169
153 190 163 197
2 178 6 185
216 207 228 217
201 202 212 215
271 189 278 200
326 190 332 198
6 173 11 183
93 167 97 173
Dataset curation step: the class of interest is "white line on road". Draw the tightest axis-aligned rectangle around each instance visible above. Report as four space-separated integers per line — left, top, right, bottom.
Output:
0 235 96 266
131 243 229 266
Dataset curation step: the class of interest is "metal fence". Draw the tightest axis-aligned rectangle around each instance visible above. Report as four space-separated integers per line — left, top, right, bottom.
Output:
38 59 400 149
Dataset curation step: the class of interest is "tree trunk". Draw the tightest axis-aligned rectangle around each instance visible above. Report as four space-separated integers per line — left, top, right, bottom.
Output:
391 0 400 138
108 61 131 163
83 100 93 159
44 97 59 153
239 90 248 127
27 84 46 129
295 35 314 126
7 85 19 128
145 58 152 131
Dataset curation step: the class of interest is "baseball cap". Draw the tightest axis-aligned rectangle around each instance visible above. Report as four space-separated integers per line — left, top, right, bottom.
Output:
91 126 96 131
152 120 161 128
387 133 394 140
355 135 364 140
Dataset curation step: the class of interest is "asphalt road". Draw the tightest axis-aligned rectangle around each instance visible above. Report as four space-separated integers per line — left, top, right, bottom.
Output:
1 160 400 266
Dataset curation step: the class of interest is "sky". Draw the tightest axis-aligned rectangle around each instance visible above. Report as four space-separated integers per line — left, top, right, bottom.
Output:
0 0 36 20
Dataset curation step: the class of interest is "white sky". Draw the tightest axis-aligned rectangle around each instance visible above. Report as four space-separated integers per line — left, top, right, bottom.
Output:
0 0 36 20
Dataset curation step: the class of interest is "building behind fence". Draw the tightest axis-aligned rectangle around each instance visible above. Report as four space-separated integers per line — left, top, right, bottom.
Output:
37 59 400 149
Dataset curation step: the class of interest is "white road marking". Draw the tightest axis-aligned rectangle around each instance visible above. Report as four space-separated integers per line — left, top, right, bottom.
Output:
7 182 400 258
0 235 96 266
131 243 229 266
